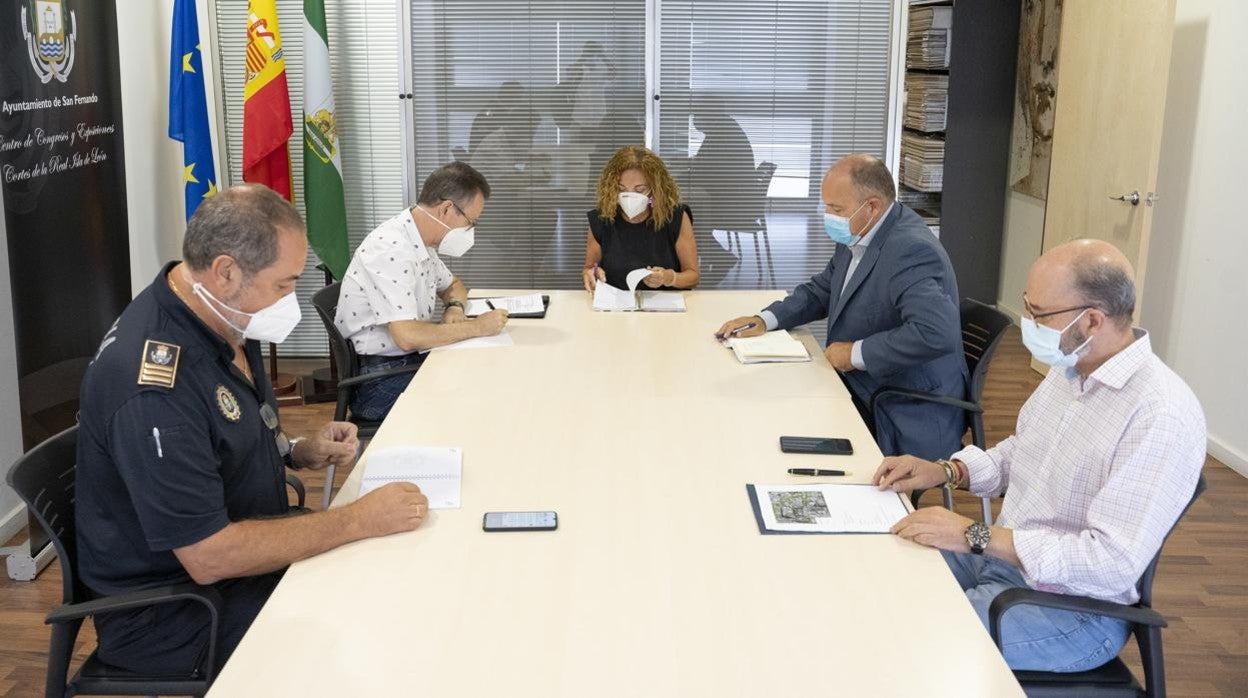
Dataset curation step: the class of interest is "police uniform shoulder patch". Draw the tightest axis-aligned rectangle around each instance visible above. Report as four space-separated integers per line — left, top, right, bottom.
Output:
215 384 242 422
137 340 181 388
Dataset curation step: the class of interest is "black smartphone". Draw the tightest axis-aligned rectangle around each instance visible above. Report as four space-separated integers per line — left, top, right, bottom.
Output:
779 436 854 456
482 511 558 532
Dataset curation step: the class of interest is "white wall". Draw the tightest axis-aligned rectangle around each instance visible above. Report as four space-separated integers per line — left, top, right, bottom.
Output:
1142 0 1248 476
116 0 223 293
996 191 1045 321
996 0 1248 477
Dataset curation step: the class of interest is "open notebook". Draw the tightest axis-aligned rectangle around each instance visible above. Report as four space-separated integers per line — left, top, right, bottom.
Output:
358 446 462 509
593 268 687 312
724 330 811 364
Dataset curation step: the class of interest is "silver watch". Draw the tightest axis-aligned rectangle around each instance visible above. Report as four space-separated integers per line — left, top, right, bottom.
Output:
965 521 991 555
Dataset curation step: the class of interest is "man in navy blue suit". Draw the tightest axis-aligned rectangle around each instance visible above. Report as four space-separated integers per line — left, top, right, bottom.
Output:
716 154 968 460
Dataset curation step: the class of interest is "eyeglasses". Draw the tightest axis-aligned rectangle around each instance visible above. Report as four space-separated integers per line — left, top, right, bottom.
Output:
449 200 478 228
260 403 293 458
1023 295 1093 321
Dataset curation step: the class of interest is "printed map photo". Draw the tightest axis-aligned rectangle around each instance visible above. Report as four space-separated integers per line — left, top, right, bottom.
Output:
769 491 830 524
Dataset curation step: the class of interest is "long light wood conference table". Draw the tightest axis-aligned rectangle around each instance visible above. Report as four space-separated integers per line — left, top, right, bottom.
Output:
209 290 1023 697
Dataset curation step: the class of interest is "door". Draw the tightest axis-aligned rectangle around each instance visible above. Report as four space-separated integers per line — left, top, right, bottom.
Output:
1041 0 1177 289
1034 0 1177 372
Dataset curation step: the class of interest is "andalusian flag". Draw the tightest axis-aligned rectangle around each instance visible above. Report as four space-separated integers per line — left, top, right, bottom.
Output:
243 0 293 201
302 0 349 280
169 0 217 219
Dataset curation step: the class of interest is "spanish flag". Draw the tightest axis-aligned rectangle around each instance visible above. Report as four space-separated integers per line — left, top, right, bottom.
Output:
242 0 293 201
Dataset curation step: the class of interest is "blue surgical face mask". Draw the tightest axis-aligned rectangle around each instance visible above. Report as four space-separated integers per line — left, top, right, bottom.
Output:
823 201 868 246
1021 309 1092 368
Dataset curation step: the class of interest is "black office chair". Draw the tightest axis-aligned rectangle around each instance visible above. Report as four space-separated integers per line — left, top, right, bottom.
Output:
869 298 1013 519
723 161 778 286
5 427 307 698
8 427 219 697
311 282 424 507
990 475 1207 697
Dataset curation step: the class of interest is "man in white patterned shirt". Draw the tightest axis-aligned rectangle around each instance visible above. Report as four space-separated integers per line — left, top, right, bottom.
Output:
873 239 1206 673
336 162 509 421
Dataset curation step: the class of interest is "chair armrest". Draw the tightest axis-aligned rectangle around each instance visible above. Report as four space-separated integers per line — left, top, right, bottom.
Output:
286 474 306 508
870 386 983 415
46 582 223 625
988 587 1167 647
336 362 423 389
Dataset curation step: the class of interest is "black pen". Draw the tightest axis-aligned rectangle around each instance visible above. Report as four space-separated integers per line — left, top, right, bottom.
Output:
788 468 849 477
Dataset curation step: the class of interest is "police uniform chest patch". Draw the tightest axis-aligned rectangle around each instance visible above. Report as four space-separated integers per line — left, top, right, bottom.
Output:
137 340 181 388
215 384 242 421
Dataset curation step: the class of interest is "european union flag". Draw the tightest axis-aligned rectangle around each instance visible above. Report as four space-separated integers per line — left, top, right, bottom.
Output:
169 0 217 219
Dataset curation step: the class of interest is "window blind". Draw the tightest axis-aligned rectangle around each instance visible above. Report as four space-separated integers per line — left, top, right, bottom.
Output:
213 0 406 356
406 0 648 290
656 0 895 292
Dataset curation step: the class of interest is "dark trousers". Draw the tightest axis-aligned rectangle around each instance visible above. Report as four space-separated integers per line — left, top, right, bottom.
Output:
349 352 426 422
93 571 284 675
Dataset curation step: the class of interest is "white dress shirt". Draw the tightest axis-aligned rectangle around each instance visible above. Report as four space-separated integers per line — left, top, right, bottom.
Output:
761 203 894 371
334 208 454 357
954 330 1206 604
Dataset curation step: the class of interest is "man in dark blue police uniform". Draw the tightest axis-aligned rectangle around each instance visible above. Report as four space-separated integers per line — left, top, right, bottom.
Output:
76 185 430 675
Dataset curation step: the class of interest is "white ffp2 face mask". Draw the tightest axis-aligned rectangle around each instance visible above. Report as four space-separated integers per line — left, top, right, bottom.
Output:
417 205 476 257
193 283 302 344
618 192 651 218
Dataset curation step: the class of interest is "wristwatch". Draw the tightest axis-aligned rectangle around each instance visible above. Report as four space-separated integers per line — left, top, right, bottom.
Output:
965 521 991 555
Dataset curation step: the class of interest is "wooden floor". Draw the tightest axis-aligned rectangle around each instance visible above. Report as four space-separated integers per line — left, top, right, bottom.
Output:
1 326 1244 696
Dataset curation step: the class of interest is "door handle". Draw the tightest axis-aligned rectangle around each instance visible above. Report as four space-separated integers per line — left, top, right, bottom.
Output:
1146 192 1159 206
1108 190 1141 206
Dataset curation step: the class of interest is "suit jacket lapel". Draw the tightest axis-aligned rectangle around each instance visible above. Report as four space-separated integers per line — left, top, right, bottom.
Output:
829 205 902 325
825 245 851 318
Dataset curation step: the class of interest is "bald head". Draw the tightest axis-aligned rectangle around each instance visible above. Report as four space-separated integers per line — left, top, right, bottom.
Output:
825 154 896 204
1029 239 1136 329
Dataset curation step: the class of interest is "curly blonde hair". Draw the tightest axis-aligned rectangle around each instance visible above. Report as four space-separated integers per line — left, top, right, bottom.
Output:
594 145 682 229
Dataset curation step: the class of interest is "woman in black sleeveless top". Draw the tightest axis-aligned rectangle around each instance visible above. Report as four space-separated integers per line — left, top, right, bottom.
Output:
582 145 700 291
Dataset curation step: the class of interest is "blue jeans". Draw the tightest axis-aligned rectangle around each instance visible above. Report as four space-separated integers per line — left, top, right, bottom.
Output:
942 550 1130 672
349 352 425 421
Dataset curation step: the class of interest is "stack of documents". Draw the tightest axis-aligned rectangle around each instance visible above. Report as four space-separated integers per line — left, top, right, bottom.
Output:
464 293 547 318
904 72 949 132
900 131 945 192
746 483 912 534
724 330 811 364
593 268 687 313
906 6 953 69
359 446 463 509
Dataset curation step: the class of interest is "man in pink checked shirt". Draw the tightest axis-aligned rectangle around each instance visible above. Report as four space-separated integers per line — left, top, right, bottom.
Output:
872 239 1206 673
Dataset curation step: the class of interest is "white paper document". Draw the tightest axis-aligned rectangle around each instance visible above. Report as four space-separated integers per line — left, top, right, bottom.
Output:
625 267 654 291
594 268 686 312
639 291 686 312
359 446 463 509
724 330 811 364
464 299 493 317
750 483 911 534
487 293 545 315
424 331 515 353
592 282 640 311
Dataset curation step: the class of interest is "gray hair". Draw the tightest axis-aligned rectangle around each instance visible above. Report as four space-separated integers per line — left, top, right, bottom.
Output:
1072 256 1136 327
846 155 897 204
417 161 491 208
183 184 304 276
